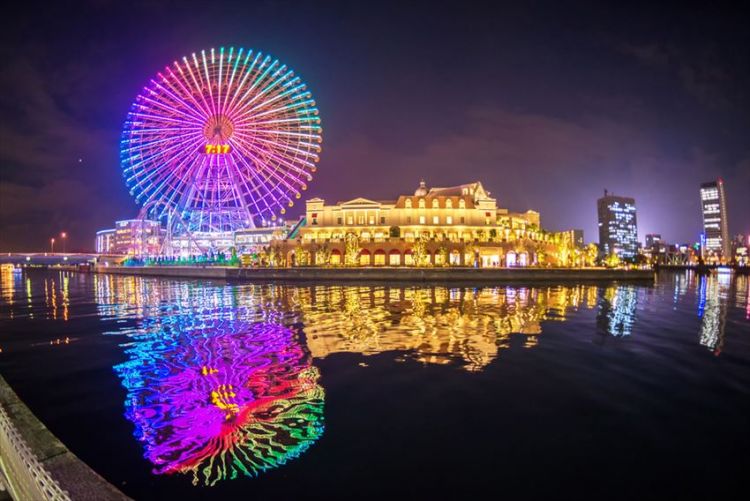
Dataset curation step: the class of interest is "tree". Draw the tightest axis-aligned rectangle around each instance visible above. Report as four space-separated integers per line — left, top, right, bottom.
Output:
316 244 332 266
604 251 621 268
412 233 430 267
584 243 599 267
344 232 360 266
437 243 449 267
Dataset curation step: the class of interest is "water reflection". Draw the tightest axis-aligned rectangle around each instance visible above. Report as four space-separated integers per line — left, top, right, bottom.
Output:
4 270 749 486
697 273 731 355
114 316 324 486
596 286 638 337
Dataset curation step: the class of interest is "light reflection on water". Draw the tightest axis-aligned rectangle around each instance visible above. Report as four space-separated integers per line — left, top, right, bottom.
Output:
0 269 749 487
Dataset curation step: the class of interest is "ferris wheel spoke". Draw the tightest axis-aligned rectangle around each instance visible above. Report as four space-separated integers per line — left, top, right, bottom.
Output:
147 80 208 123
227 68 294 119
223 51 262 118
231 137 303 205
167 65 213 121
230 145 281 216
184 55 215 121
225 56 277 119
231 78 305 120
124 138 205 198
234 133 317 178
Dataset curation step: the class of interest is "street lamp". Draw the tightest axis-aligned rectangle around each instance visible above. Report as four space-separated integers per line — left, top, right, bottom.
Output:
61 232 67 254
50 237 55 254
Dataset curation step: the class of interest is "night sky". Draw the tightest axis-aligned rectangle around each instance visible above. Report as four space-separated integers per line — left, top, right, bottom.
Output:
1 1 748 252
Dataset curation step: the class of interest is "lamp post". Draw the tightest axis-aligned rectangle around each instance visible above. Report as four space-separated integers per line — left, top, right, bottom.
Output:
50 237 55 254
61 232 67 253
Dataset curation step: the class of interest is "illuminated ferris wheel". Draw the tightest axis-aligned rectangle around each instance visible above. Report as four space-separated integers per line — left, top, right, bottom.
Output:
121 47 322 240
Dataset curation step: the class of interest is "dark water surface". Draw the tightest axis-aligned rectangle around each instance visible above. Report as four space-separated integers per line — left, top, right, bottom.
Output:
1 268 749 499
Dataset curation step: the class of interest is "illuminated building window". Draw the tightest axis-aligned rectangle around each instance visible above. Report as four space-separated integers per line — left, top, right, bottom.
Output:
405 198 412 208
459 199 466 209
446 198 453 208
368 215 375 225
419 216 426 224
347 216 353 225
358 215 365 224
433 216 439 224
446 216 453 224
419 198 426 208
432 199 439 208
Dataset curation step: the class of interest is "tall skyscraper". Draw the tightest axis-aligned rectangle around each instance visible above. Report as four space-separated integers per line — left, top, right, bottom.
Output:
700 179 730 259
597 190 638 260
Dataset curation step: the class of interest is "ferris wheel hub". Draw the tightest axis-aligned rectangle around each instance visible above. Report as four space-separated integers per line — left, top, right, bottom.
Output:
203 114 235 143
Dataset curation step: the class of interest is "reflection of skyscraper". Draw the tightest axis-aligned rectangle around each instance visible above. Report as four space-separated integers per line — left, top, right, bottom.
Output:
697 273 730 355
597 191 638 260
700 179 730 259
596 286 638 337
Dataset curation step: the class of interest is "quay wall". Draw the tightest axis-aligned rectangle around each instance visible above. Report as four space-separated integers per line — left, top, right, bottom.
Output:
94 265 655 282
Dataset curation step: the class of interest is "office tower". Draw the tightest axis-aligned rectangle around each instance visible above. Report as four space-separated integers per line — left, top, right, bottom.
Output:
597 190 638 260
700 179 730 259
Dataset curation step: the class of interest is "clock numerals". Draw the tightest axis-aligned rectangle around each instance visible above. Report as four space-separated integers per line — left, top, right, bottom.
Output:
204 144 231 154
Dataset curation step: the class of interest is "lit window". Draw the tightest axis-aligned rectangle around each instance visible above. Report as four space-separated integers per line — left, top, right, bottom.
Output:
459 199 466 209
419 216 426 224
405 198 412 208
432 199 439 208
446 216 453 224
446 199 453 209
419 198 426 208
433 216 439 224
347 216 353 225
368 216 375 225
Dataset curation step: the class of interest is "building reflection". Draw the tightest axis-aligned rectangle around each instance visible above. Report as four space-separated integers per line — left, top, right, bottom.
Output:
95 275 603 372
596 285 638 337
697 273 731 355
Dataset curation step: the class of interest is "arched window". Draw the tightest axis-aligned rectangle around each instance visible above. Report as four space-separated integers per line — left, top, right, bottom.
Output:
432 199 439 208
446 198 453 209
419 198 426 208
405 198 412 208
459 199 466 209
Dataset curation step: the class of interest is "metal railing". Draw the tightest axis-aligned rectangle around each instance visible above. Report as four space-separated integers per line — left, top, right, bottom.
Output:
0 403 70 501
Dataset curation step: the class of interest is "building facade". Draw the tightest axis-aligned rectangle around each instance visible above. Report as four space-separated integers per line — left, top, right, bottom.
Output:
597 191 638 260
272 181 574 267
700 179 730 260
559 229 584 248
112 219 163 255
95 229 116 254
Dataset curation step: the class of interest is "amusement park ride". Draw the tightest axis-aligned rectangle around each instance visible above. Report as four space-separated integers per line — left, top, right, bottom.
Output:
120 47 323 255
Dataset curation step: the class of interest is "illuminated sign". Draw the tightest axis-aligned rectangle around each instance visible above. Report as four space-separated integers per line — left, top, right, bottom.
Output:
204 144 231 155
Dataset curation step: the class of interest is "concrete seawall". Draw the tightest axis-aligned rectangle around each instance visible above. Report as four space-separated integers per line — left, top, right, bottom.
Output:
94 265 655 283
0 375 129 500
